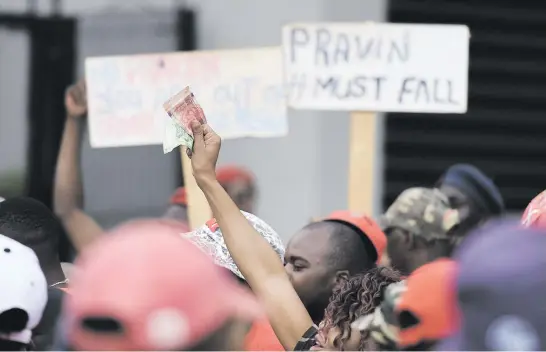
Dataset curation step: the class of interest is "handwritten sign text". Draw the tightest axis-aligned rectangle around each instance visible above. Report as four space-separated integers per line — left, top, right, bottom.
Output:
283 23 469 113
86 47 287 148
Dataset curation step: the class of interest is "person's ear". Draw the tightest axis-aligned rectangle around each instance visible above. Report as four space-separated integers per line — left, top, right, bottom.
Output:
334 270 350 285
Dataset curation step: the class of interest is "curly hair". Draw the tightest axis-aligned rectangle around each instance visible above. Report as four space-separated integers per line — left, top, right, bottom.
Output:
319 266 402 351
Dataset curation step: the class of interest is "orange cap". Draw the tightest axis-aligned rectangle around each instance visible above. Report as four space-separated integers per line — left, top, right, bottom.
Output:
396 259 459 348
325 210 387 263
171 167 253 206
65 219 262 351
169 187 187 206
216 165 254 185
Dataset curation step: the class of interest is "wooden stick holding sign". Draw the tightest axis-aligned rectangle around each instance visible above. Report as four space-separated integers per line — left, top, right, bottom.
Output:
348 112 377 215
283 22 470 215
85 47 288 229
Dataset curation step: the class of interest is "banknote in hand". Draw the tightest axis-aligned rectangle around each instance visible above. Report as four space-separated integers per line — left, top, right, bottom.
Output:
163 118 194 153
162 86 208 154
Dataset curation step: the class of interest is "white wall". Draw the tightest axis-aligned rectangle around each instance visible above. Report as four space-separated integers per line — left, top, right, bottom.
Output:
0 28 29 197
77 11 181 227
0 0 386 240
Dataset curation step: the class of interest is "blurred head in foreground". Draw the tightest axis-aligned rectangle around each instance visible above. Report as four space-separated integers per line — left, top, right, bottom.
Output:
439 222 546 351
381 188 460 275
436 164 504 236
521 190 546 228
61 219 262 351
0 234 48 351
285 211 387 323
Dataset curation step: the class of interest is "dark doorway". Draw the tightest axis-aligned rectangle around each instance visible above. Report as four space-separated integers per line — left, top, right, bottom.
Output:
384 0 546 211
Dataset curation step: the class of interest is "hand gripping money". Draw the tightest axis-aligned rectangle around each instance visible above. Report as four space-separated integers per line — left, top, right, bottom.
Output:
186 119 221 185
163 86 208 153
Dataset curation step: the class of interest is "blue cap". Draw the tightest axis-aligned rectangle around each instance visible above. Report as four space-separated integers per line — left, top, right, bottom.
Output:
440 164 504 215
439 220 546 350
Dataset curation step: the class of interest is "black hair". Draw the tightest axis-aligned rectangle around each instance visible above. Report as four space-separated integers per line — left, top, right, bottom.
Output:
0 197 62 256
307 221 376 275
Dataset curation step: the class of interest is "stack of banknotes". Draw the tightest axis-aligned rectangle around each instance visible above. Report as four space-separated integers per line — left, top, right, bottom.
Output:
163 86 207 154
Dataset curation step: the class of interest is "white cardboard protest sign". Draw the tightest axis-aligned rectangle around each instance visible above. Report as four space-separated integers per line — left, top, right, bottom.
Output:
85 47 287 148
283 23 469 113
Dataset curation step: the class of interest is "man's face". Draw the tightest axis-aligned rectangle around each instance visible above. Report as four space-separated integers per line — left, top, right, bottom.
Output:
439 184 483 234
284 226 335 320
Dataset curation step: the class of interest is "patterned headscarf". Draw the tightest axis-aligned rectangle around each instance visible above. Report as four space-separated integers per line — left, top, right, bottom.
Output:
183 211 285 280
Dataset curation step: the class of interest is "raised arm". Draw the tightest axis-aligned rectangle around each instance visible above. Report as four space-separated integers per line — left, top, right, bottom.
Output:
188 121 313 350
53 80 103 251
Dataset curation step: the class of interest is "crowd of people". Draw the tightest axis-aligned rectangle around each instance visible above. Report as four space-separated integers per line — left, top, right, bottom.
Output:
0 79 544 351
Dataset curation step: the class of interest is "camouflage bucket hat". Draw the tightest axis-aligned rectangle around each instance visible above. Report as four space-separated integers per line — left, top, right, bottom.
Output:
182 211 285 280
381 187 460 241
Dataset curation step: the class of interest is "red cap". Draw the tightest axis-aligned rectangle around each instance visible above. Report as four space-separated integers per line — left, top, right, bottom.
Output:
65 219 262 351
170 165 254 205
216 165 254 185
522 190 546 229
396 259 459 347
325 210 387 263
170 187 187 206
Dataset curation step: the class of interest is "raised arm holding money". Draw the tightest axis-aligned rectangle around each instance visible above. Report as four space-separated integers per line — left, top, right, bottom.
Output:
188 118 314 350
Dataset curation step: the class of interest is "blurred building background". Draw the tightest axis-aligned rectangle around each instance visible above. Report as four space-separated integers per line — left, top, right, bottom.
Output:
0 0 544 240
